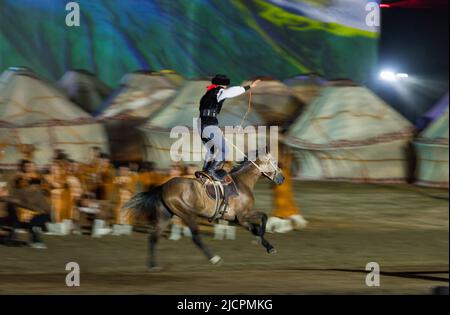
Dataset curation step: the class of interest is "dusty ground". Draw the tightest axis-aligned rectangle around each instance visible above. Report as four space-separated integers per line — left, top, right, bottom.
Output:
0 181 448 294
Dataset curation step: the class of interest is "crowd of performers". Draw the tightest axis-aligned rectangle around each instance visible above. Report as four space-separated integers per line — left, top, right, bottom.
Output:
0 146 306 248
0 146 200 247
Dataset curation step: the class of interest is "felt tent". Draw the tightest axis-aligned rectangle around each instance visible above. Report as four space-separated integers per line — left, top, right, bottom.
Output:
227 78 304 127
416 92 449 132
98 71 180 119
0 67 108 167
96 71 182 162
284 74 326 105
283 80 415 182
58 69 112 114
414 106 449 188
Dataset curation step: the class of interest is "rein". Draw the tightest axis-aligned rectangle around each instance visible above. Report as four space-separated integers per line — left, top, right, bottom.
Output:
222 137 278 180
223 89 280 179
237 90 252 129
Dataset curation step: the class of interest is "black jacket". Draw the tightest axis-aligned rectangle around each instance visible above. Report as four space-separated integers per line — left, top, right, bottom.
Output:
199 87 224 126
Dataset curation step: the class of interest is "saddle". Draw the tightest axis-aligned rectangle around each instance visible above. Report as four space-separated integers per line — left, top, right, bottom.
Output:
194 171 239 221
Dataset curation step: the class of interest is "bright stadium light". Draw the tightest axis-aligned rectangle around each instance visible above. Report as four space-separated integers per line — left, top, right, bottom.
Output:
396 73 409 79
379 70 397 81
379 70 410 82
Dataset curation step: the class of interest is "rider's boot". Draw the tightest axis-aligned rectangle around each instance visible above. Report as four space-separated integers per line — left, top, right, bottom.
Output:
202 160 213 172
207 160 226 181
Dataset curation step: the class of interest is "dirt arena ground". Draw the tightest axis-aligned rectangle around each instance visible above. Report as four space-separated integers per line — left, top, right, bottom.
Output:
0 181 448 294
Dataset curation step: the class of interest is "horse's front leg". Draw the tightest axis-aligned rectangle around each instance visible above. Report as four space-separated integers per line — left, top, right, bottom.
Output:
238 211 276 254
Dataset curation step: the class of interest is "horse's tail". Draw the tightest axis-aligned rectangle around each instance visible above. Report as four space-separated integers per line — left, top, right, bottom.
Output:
124 185 163 222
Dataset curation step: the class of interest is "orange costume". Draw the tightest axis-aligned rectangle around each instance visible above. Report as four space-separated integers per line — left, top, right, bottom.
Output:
272 153 301 218
45 164 70 222
113 172 136 224
66 174 83 221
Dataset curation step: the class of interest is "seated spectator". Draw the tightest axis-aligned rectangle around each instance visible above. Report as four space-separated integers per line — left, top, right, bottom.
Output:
0 182 51 249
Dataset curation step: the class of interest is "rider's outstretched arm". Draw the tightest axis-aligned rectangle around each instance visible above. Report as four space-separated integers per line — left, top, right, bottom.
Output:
216 86 250 102
216 79 261 102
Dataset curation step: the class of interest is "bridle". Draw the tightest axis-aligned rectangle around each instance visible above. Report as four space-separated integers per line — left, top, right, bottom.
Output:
260 154 281 181
223 137 281 181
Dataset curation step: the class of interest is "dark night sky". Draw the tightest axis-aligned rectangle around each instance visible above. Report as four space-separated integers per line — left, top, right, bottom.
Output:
371 5 449 122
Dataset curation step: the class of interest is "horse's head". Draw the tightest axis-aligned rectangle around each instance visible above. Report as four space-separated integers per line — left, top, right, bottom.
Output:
256 152 285 185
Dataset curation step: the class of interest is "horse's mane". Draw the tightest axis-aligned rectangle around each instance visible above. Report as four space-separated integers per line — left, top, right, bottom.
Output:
229 151 264 174
230 160 255 174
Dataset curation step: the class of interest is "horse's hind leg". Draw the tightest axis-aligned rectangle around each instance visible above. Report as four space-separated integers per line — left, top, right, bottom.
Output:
148 208 172 271
182 215 222 265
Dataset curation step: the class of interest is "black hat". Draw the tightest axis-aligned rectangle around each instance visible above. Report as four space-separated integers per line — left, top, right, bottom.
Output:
211 74 230 86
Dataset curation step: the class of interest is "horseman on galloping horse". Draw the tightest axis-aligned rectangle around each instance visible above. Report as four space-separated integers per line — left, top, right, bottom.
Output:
197 74 261 180
196 75 261 220
125 75 285 270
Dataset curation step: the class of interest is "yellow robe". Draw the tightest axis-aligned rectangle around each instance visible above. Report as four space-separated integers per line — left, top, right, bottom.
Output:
272 154 301 218
66 175 83 221
46 174 69 222
113 175 135 224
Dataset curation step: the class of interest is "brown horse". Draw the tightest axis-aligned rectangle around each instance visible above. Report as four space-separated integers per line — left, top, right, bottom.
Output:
125 153 285 270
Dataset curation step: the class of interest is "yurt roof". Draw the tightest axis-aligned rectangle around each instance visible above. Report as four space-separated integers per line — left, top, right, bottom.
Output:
142 79 263 130
58 69 112 114
284 74 327 87
226 78 304 126
98 71 178 119
417 106 449 145
416 92 449 131
283 74 326 106
284 84 415 149
0 67 95 127
158 69 184 86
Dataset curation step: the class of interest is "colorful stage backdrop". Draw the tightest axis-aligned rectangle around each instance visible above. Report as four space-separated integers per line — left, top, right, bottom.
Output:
0 0 379 86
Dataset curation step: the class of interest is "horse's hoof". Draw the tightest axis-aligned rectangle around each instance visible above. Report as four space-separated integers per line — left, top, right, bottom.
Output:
209 255 223 265
268 248 277 255
148 266 163 272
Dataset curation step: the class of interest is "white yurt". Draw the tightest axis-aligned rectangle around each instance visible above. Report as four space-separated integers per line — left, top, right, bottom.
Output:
98 70 180 119
96 71 182 162
0 67 108 167
283 80 415 183
414 106 449 188
140 79 265 169
284 74 326 105
58 69 112 114
227 78 304 127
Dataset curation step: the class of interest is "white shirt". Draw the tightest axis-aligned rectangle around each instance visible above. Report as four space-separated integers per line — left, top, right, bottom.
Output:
216 86 246 102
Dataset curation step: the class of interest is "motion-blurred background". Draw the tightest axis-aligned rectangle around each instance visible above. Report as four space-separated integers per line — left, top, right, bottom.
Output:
0 0 448 294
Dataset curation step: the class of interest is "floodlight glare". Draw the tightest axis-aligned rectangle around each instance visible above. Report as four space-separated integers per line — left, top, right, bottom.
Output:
379 70 397 81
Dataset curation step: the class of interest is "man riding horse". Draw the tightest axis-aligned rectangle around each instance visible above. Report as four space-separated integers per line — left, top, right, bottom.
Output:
199 74 260 180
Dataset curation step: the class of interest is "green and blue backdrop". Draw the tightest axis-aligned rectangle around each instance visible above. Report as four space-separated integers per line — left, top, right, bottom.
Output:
0 0 379 86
